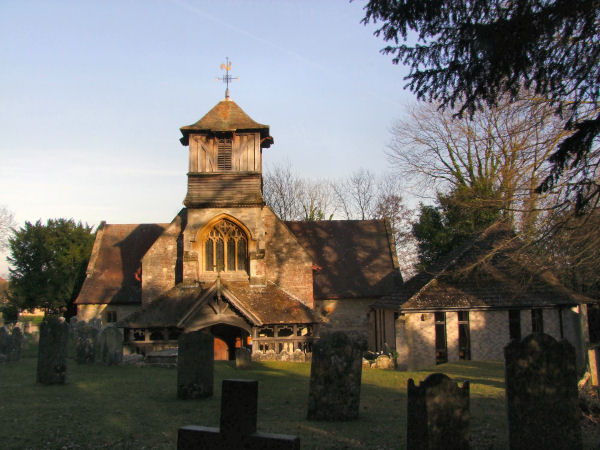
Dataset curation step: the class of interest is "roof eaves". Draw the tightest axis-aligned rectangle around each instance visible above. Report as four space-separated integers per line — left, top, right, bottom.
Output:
176 285 217 328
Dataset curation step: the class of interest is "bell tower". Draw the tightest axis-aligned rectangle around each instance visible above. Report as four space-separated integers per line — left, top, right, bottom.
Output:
179 99 273 208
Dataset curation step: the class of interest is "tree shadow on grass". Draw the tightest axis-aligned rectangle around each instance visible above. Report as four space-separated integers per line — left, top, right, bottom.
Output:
1 357 512 449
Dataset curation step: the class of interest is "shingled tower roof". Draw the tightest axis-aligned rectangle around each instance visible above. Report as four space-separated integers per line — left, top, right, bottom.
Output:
179 98 271 146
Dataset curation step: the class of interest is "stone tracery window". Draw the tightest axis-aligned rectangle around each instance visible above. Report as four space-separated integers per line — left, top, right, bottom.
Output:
204 219 247 272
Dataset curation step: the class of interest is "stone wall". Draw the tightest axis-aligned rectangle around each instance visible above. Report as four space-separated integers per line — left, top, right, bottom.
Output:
77 304 139 325
317 298 373 338
262 208 314 307
142 213 182 304
185 207 265 285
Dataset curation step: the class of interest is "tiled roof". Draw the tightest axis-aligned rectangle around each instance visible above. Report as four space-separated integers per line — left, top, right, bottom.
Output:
398 223 595 311
179 99 271 146
285 220 403 300
118 281 316 328
74 223 167 305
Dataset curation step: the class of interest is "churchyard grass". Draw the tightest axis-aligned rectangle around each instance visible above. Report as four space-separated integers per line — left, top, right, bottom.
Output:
0 352 513 449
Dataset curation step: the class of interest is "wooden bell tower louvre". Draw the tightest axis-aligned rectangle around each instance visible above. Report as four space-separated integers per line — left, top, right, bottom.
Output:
179 99 274 208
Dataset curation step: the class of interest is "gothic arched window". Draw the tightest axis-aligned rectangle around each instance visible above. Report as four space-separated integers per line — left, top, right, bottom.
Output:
204 220 247 272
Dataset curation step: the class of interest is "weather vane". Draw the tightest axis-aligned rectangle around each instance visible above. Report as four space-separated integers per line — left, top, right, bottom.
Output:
216 57 239 99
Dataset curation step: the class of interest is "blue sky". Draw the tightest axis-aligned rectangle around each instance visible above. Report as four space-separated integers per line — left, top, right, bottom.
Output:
0 0 415 276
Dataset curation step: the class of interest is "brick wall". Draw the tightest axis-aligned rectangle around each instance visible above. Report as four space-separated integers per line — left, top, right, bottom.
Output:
470 310 510 360
447 312 459 362
401 313 436 370
544 308 561 339
398 307 586 370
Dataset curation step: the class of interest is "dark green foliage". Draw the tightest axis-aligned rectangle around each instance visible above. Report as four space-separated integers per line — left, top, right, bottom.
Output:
413 183 501 268
362 0 600 209
1 302 19 324
7 219 94 315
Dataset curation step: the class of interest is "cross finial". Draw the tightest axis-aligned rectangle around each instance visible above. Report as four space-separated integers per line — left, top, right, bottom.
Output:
216 57 239 99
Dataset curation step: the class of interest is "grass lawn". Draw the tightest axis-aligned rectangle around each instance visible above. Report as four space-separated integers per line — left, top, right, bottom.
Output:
0 349 513 449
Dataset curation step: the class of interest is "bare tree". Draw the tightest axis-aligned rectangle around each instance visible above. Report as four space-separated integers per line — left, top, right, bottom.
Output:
388 96 573 231
372 174 418 278
264 163 337 221
333 169 377 220
263 163 303 221
0 206 16 251
334 170 418 277
298 180 336 221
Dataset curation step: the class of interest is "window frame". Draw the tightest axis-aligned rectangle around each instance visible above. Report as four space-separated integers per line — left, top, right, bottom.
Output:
217 137 232 171
202 219 248 273
106 310 117 323
434 312 448 364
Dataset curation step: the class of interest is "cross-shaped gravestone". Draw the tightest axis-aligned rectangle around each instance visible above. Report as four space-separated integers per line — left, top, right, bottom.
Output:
178 379 300 450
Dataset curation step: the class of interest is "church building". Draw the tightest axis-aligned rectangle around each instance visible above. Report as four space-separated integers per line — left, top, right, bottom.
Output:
74 95 402 360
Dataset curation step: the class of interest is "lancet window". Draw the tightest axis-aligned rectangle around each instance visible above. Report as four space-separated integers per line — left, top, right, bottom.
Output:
204 219 247 272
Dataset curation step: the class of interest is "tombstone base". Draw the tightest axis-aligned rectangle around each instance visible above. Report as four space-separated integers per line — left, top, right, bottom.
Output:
178 425 300 450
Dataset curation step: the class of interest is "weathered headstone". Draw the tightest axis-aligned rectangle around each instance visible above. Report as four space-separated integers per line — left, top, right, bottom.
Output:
177 330 214 399
407 373 470 450
37 316 69 384
178 379 300 449
74 323 99 364
307 331 367 421
97 325 123 365
504 333 582 450
235 347 251 369
0 326 10 360
7 327 24 362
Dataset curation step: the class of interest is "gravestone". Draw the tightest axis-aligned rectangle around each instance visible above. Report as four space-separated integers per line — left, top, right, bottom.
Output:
7 327 24 362
37 316 69 384
235 347 251 369
177 330 214 399
0 327 10 360
178 379 300 449
407 373 470 449
97 325 123 365
307 331 367 421
74 323 99 364
504 333 582 450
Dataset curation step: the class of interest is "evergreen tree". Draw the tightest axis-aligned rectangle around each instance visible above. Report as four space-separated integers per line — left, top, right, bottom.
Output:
363 0 600 210
7 219 94 316
413 183 501 268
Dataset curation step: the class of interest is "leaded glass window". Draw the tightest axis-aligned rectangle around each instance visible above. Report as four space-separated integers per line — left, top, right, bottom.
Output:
204 219 248 272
